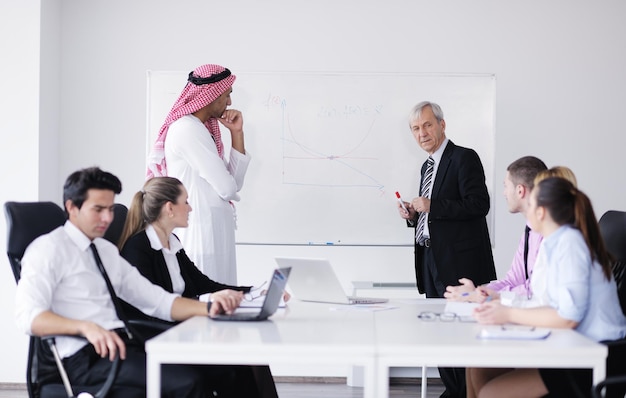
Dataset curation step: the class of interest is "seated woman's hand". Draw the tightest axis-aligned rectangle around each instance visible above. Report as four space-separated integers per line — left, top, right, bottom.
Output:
259 289 291 303
472 300 509 324
282 291 291 302
210 290 244 315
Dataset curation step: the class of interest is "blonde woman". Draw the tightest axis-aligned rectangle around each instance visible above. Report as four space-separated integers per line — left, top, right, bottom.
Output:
118 176 278 398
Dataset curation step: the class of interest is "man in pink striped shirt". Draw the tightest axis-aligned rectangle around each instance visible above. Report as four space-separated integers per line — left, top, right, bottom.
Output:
444 156 547 302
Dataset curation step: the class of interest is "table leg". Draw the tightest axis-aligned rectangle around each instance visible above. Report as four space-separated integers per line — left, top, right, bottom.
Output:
146 356 161 398
363 360 377 398
421 365 427 398
376 362 389 398
593 360 607 386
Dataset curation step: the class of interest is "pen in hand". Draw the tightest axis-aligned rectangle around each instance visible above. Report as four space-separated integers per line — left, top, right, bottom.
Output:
478 288 493 303
395 191 408 213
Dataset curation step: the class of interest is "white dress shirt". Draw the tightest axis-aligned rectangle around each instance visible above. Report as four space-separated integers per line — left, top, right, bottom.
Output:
15 221 178 358
145 224 185 295
540 225 626 341
504 225 626 342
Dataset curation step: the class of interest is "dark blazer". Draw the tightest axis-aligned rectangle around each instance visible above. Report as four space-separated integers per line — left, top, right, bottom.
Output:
120 230 251 322
121 230 251 297
412 140 496 294
121 231 277 396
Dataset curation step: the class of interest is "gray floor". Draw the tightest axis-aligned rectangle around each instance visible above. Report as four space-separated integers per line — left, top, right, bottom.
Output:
0 378 445 398
277 378 445 397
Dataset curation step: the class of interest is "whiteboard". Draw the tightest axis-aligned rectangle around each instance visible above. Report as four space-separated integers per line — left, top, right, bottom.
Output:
147 71 495 246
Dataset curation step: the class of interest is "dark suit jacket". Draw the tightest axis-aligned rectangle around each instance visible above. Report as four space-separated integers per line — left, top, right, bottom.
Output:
412 140 496 294
120 230 251 321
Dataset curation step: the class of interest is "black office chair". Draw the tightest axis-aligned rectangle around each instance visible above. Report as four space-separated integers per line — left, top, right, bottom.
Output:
102 203 128 246
593 210 626 398
599 210 626 315
5 202 66 284
5 201 121 398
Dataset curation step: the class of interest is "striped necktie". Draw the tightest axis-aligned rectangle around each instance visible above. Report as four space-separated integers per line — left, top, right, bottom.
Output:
416 156 435 245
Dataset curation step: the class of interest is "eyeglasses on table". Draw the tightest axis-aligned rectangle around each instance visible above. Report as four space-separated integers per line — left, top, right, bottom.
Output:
243 280 267 302
417 311 476 322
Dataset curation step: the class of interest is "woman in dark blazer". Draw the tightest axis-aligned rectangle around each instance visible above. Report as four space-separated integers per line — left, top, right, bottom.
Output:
118 176 278 398
120 223 251 299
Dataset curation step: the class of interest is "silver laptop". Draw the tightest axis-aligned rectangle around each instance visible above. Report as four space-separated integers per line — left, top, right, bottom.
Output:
211 267 291 321
274 257 388 305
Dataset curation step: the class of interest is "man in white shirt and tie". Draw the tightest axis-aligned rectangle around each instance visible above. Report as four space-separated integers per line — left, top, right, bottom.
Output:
15 167 243 397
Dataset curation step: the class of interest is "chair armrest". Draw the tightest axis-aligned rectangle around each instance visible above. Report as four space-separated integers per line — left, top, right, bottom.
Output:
128 318 177 342
597 337 626 398
128 318 175 331
592 375 626 398
41 335 120 398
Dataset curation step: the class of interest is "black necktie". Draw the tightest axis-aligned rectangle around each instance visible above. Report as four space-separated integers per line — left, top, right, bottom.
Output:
89 243 133 339
523 226 531 281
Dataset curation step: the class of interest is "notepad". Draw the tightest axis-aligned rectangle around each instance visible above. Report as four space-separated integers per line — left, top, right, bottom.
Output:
443 301 478 322
478 325 551 340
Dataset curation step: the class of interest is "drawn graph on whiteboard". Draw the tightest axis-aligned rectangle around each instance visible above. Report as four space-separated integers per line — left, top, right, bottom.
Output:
271 94 387 192
148 71 495 245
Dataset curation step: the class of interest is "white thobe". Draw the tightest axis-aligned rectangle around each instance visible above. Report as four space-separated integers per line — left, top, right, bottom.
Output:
164 114 251 284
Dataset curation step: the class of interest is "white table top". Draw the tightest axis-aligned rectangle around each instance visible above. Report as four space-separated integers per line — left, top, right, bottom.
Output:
374 299 607 370
147 300 377 364
146 298 608 398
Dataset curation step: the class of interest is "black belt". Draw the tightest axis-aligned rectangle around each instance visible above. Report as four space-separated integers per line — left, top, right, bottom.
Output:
422 238 431 248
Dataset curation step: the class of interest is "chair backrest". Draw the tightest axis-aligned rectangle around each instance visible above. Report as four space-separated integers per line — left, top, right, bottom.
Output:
5 202 67 397
102 203 128 246
598 210 626 317
4 201 66 283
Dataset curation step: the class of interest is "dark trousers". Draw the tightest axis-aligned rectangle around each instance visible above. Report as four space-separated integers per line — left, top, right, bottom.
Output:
63 339 206 398
422 246 447 298
208 365 278 398
423 248 467 398
62 332 278 397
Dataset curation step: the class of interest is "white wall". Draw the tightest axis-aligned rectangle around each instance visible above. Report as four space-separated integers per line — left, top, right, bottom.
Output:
55 0 626 286
1 0 625 383
39 0 62 203
0 0 61 383
0 0 42 383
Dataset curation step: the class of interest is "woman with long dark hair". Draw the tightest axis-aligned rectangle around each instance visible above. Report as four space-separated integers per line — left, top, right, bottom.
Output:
467 177 626 398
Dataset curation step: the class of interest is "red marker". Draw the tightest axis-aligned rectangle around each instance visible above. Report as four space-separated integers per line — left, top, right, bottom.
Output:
395 191 408 213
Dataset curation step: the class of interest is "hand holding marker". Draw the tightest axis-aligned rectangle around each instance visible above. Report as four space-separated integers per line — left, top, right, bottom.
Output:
395 191 408 213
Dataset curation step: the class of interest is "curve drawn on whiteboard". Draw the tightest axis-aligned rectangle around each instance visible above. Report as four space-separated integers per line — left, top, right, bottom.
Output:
277 97 386 192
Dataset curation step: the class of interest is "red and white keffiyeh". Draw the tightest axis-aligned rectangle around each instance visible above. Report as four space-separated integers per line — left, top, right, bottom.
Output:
146 64 236 179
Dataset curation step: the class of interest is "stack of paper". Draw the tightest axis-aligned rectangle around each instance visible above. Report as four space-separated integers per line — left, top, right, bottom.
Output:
443 301 478 322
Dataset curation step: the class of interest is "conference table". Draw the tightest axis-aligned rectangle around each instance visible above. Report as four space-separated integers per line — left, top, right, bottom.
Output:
145 299 607 398
374 299 607 397
146 301 378 397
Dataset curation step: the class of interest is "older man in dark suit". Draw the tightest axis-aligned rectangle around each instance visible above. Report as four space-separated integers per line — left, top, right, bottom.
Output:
398 101 496 398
